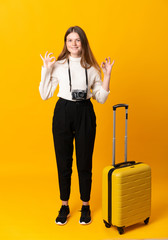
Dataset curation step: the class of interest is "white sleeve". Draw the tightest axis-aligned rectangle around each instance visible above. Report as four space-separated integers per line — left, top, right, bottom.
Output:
39 66 59 100
92 70 110 104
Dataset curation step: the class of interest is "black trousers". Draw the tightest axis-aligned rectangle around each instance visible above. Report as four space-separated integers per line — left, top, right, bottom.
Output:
52 97 96 202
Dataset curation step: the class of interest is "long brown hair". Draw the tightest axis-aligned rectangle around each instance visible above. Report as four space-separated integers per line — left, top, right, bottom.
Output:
57 26 101 78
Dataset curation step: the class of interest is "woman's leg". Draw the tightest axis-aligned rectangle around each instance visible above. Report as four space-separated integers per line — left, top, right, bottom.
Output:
75 100 96 202
62 200 68 206
52 98 75 201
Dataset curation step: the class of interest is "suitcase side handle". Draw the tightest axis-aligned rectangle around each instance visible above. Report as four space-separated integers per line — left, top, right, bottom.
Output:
112 103 129 166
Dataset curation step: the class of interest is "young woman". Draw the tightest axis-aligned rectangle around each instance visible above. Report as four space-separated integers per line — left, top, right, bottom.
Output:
39 26 114 225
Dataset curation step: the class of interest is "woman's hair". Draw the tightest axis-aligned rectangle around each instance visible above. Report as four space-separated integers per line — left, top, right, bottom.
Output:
57 26 101 77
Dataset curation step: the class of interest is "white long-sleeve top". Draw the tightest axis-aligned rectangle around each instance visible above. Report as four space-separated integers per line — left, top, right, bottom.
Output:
39 55 110 104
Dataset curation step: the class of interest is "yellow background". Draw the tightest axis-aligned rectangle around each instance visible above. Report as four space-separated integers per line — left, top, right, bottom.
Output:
0 0 168 239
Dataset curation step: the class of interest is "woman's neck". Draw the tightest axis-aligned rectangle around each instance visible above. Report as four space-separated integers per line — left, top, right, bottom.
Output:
70 53 81 58
69 55 81 62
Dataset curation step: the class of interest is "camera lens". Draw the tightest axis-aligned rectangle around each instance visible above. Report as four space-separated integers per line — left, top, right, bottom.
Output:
79 92 84 97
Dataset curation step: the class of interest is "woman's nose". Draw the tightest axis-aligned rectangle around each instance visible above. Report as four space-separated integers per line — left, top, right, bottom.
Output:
72 40 77 45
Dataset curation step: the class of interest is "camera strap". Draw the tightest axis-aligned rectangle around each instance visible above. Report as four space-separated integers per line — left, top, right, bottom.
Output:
67 58 88 93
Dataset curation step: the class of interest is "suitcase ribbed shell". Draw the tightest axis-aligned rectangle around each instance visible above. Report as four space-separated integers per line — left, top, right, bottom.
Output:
102 163 151 228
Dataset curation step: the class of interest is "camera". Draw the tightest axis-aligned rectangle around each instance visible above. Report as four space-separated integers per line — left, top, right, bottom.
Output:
71 90 87 100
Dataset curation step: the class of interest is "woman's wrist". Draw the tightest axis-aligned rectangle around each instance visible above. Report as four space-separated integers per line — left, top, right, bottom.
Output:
104 73 111 79
102 74 111 91
43 65 52 70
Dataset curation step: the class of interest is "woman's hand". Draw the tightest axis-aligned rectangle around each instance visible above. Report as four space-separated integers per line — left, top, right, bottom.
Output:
101 57 115 76
40 51 56 68
101 57 115 92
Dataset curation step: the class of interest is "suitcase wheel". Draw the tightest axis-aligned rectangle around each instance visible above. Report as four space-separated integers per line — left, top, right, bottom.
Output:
103 220 111 228
117 227 124 235
144 217 150 225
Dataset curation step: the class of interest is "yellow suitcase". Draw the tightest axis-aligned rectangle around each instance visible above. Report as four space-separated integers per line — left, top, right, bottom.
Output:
102 104 151 234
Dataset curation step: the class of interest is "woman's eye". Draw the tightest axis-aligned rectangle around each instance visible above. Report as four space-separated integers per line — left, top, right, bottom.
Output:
67 39 80 43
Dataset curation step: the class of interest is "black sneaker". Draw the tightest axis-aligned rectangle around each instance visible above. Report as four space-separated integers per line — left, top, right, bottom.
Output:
79 205 91 225
55 205 70 225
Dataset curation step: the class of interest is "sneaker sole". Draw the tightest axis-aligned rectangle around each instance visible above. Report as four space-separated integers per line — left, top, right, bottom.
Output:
55 213 70 225
79 219 92 225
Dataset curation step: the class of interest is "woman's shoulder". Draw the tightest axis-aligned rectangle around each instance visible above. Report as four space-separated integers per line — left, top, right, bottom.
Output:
52 59 67 70
56 58 67 64
52 59 67 67
51 59 67 76
88 65 99 75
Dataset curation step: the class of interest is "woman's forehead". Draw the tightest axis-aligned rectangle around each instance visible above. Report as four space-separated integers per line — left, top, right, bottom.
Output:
67 32 80 39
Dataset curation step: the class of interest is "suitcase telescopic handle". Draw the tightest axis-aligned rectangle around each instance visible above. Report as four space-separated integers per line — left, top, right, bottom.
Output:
113 104 128 110
112 103 129 166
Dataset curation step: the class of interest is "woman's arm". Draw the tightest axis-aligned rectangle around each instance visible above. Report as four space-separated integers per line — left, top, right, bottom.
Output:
91 57 115 104
39 66 58 100
39 51 58 100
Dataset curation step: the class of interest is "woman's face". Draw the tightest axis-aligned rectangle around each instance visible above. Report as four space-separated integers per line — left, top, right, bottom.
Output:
66 32 82 58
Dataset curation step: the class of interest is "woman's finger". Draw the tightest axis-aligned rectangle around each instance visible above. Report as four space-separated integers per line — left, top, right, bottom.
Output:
45 51 48 59
50 57 56 61
111 60 115 66
100 62 104 68
48 52 54 58
40 54 44 61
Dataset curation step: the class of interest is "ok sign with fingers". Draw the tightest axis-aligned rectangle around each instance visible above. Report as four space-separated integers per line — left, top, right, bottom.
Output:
40 51 56 69
101 57 115 77
101 57 115 92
